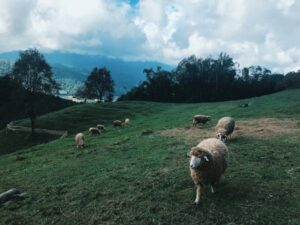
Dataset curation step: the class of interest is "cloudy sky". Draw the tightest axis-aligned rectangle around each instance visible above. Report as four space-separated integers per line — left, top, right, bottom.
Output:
0 0 299 72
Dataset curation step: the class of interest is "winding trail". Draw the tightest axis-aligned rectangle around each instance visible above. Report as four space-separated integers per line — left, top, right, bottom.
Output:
6 121 68 139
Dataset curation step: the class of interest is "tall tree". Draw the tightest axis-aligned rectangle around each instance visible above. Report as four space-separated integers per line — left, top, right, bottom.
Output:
119 53 292 103
76 67 114 102
0 60 12 76
10 49 59 134
143 67 175 102
285 71 300 88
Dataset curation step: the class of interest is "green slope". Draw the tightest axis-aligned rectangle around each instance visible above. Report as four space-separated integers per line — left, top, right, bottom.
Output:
0 89 299 225
0 101 164 155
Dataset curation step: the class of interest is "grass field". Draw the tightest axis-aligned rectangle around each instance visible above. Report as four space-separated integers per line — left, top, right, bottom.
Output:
0 89 300 225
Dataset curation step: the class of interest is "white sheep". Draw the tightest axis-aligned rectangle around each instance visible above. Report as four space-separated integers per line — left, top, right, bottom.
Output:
215 117 235 142
97 124 106 131
113 120 123 127
75 133 85 148
188 138 228 204
88 127 101 135
124 118 130 127
192 115 211 127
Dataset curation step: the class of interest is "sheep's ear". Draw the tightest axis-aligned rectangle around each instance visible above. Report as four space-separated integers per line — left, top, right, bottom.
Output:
191 146 200 151
186 152 191 158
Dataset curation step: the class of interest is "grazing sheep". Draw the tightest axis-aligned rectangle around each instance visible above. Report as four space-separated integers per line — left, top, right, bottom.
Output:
97 124 106 131
89 127 101 135
124 118 130 127
192 115 211 127
215 117 235 142
113 120 123 127
188 138 229 204
75 133 85 148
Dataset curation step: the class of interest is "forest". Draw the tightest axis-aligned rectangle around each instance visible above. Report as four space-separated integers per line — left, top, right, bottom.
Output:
119 53 300 102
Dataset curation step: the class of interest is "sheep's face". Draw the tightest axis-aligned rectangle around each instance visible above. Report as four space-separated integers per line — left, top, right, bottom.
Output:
217 129 227 142
188 147 212 170
79 139 84 145
217 132 227 142
190 155 201 169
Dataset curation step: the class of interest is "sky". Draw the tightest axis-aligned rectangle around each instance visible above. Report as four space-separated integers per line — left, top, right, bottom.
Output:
0 0 300 73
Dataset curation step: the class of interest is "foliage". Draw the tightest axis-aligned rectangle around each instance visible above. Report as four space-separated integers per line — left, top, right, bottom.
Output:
9 49 60 134
0 75 23 106
0 59 12 76
0 75 74 130
285 71 300 88
119 53 298 102
75 67 114 102
11 49 59 94
0 76 25 127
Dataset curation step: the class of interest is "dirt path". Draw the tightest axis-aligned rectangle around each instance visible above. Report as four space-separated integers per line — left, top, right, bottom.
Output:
6 121 68 139
159 117 300 143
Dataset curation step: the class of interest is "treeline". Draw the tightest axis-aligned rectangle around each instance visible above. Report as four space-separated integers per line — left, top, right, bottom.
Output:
119 53 300 102
0 76 74 129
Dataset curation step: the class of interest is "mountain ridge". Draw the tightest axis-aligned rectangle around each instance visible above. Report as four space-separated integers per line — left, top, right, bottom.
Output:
0 51 173 95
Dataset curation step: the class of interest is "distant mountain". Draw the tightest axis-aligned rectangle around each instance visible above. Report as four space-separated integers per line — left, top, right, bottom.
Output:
0 51 173 95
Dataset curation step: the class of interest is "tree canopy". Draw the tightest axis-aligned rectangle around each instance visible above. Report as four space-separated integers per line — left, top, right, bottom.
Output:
119 53 298 103
76 67 115 102
11 49 59 94
0 60 12 76
10 49 59 134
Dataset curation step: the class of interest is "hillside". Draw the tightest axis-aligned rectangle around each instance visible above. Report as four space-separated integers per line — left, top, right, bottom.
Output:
0 90 74 131
0 51 173 95
0 89 299 225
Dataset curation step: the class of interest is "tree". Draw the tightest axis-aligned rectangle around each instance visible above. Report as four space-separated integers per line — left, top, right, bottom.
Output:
10 49 59 135
285 71 300 88
120 53 290 103
143 67 175 102
0 60 12 76
77 67 114 102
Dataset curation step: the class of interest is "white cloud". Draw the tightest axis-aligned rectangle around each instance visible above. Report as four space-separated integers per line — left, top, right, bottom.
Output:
271 0 295 14
0 0 145 56
135 0 300 72
0 0 300 72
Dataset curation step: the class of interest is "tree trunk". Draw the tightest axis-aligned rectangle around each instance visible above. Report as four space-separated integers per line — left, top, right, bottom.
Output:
30 116 36 135
26 99 36 136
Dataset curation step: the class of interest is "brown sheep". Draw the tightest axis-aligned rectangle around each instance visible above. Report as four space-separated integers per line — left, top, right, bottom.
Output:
192 115 211 127
113 120 123 127
88 127 101 135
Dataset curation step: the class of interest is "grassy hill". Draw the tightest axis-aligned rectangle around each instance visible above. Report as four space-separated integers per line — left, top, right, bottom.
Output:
0 89 299 225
